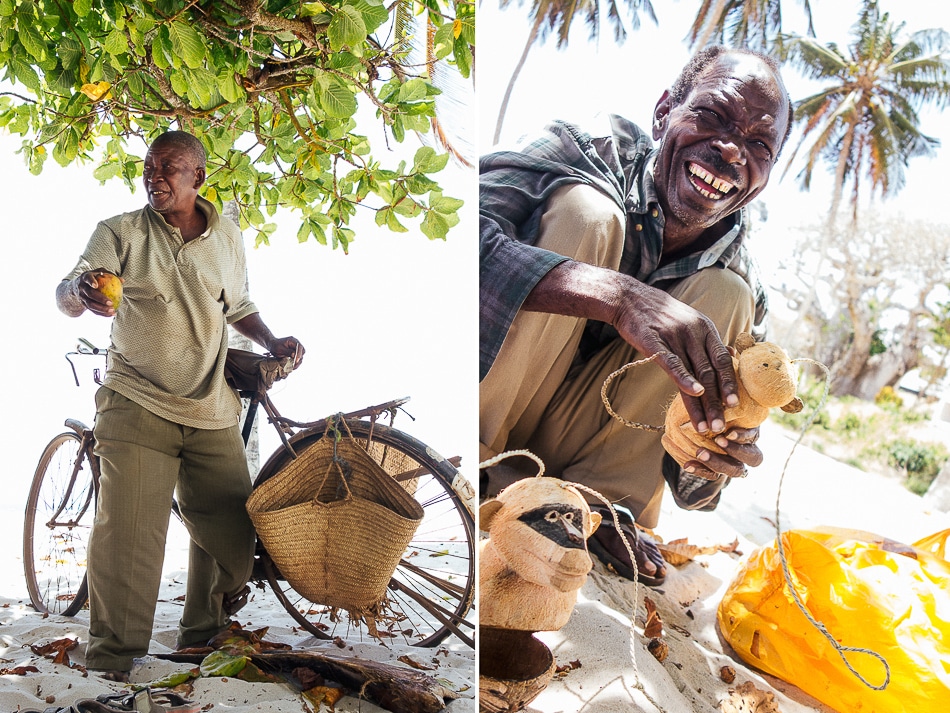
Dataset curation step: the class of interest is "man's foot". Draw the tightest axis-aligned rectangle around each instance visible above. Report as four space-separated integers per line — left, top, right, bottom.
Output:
587 506 667 586
91 669 130 683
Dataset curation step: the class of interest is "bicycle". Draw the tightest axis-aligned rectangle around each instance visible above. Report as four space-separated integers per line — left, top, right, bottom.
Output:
23 341 475 648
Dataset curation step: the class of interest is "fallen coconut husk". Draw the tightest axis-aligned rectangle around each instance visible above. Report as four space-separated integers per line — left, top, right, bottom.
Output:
478 627 556 713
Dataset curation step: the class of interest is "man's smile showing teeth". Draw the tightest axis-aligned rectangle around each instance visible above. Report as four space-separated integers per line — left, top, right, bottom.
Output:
688 162 735 199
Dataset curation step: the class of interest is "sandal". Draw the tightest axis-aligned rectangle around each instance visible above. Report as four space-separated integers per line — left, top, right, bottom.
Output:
20 690 200 713
92 689 202 713
587 505 667 587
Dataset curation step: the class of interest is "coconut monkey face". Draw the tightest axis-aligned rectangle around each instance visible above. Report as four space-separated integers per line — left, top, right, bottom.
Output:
480 477 602 592
491 505 597 592
518 504 587 549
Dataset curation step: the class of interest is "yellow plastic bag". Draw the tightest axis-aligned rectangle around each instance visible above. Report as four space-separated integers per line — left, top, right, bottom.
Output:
718 527 950 713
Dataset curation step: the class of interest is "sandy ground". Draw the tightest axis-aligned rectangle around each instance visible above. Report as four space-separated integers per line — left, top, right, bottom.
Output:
518 419 950 713
1 512 475 712
5 418 949 713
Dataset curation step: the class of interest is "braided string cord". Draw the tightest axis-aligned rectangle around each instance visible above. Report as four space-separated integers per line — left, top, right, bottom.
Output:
600 353 667 432
599 353 891 691
774 359 890 690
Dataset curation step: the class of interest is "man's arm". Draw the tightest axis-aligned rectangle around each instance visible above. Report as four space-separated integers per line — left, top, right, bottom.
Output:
231 312 305 368
525 260 739 431
525 260 764 480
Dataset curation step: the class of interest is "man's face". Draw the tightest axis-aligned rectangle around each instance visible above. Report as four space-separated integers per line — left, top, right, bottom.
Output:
142 143 204 215
652 54 789 236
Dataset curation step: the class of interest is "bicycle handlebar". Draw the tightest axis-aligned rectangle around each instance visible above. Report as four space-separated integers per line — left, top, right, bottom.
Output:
77 337 104 355
65 338 107 387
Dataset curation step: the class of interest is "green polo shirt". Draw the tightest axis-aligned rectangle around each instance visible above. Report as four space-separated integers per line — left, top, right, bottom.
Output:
63 196 258 429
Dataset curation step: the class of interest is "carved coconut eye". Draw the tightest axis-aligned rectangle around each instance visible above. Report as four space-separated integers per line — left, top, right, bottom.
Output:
545 511 558 522
563 512 574 521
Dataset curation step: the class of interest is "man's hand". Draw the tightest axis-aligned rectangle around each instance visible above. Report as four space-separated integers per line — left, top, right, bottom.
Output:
267 336 305 369
232 313 305 369
76 269 122 317
681 426 762 480
611 281 738 435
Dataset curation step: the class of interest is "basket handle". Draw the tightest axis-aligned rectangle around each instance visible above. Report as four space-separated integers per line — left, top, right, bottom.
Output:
312 415 354 504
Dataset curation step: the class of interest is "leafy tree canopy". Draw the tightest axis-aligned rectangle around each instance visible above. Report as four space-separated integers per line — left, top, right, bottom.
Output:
0 0 475 251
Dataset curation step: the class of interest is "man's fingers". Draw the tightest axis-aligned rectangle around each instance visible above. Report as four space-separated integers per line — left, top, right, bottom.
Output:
723 427 759 445
709 338 740 407
688 450 749 479
291 340 305 368
696 438 764 472
714 429 763 467
718 440 764 468
679 392 710 434
655 351 704 396
690 337 739 432
682 461 726 481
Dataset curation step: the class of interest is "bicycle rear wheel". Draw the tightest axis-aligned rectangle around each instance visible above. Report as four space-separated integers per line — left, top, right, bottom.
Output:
24 431 96 616
254 419 475 648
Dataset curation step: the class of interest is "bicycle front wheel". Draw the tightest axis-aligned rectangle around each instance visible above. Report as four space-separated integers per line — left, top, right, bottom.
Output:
254 419 475 648
24 431 95 616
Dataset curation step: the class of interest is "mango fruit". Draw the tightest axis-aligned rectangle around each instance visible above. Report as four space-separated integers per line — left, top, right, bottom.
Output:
96 273 123 310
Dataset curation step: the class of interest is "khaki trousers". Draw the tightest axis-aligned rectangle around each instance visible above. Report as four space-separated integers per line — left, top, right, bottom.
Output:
480 184 754 527
86 387 255 671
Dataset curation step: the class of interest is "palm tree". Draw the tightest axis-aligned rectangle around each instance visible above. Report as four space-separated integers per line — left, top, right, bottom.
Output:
779 0 950 395
687 0 814 51
492 0 656 146
780 0 950 225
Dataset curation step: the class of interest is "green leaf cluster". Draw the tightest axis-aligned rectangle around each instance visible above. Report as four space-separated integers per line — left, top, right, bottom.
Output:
0 0 475 247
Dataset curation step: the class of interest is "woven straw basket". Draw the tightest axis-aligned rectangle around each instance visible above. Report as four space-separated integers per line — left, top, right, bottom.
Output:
246 434 424 613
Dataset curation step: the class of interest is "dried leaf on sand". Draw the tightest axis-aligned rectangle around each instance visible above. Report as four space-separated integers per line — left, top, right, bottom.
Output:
719 681 781 713
657 537 741 566
643 597 664 638
29 637 79 667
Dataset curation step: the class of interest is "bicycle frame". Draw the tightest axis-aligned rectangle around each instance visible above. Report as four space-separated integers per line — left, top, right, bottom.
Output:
27 342 474 647
48 424 98 529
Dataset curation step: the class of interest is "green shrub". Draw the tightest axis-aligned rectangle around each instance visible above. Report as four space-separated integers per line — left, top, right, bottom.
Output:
834 412 865 438
885 439 949 495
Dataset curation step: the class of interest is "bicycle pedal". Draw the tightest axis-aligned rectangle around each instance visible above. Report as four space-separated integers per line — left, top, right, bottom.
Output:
223 585 251 616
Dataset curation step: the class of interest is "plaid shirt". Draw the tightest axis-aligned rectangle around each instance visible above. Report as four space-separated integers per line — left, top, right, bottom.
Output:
479 114 767 380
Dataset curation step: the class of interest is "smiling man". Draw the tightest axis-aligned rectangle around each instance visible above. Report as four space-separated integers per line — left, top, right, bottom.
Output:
479 47 792 586
56 130 305 680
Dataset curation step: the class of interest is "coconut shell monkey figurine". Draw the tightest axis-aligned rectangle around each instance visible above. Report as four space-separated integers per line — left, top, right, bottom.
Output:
479 477 602 632
662 333 804 468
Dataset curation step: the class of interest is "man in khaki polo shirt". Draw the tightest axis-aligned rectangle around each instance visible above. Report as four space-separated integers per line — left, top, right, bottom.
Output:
56 131 305 680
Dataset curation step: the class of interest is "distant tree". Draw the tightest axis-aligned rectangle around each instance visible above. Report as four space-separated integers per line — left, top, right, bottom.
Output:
686 0 813 51
919 300 950 400
0 0 475 250
492 0 655 145
779 212 950 398
779 0 950 226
